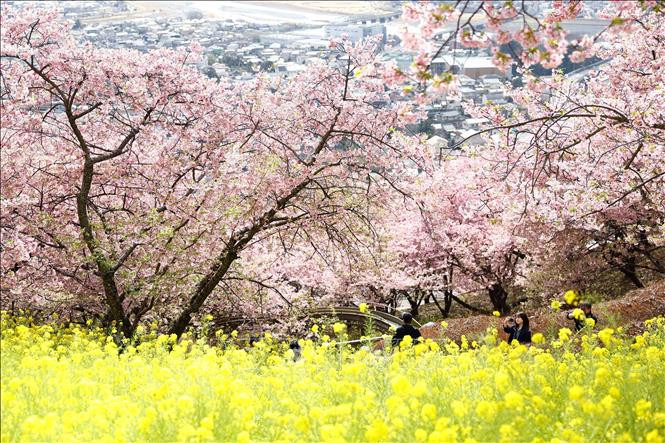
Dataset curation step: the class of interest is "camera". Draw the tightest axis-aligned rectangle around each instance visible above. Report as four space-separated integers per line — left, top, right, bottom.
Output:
507 317 515 324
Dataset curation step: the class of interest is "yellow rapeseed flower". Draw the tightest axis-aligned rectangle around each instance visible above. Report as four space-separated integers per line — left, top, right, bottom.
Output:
635 399 652 418
475 400 498 421
645 429 663 443
451 400 470 417
2 312 665 443
421 403 437 421
558 328 573 342
237 431 250 443
332 322 346 335
391 375 411 397
365 419 389 443
568 385 585 401
504 391 523 409
572 308 585 321
564 290 578 305
532 333 545 344
400 334 413 349
598 328 615 347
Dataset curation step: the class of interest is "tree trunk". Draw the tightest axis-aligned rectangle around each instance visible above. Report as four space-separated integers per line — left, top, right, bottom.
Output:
619 256 644 288
644 250 665 275
168 247 238 338
637 231 665 274
384 289 398 314
488 283 509 314
76 158 133 338
443 290 452 315
431 290 453 318
450 293 490 315
406 294 420 318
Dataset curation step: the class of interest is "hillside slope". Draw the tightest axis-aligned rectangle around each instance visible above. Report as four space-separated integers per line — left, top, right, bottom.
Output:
434 279 665 342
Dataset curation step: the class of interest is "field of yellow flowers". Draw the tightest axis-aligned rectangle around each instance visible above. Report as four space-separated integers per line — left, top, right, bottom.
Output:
1 313 664 443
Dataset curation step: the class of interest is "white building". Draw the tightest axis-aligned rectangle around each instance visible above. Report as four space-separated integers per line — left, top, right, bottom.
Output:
324 24 386 44
432 55 510 79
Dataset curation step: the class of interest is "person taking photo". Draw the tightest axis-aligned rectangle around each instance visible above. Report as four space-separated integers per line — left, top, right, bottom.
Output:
568 302 598 331
503 312 532 344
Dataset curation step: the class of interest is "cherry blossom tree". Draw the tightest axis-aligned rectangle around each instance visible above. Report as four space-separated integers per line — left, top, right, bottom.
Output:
384 1 665 304
378 152 533 315
0 6 424 337
470 13 665 291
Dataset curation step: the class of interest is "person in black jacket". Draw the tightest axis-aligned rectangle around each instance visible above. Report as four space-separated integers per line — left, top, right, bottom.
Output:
503 312 532 344
289 340 301 361
392 312 421 347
